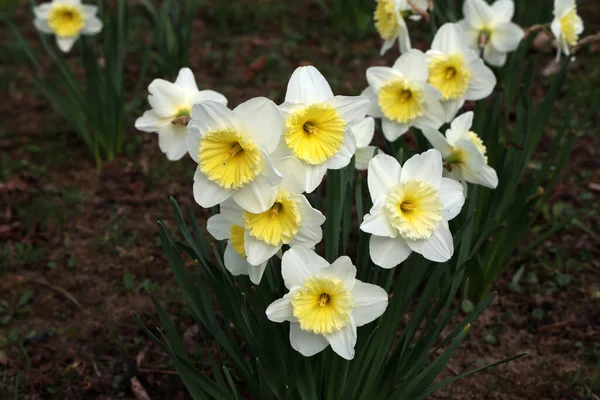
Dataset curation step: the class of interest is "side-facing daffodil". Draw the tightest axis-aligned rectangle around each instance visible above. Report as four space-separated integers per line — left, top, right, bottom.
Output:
361 150 465 268
459 0 524 67
422 112 498 191
426 23 497 122
551 0 584 61
363 49 445 142
266 247 388 360
135 68 227 161
374 0 429 56
33 0 102 53
279 66 369 193
186 98 284 213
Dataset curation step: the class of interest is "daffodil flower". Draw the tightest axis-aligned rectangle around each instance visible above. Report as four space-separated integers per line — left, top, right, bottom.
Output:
374 0 429 56
422 112 498 191
279 66 369 193
458 0 525 67
551 0 584 61
33 0 102 53
351 117 382 171
266 247 388 360
363 49 446 142
206 156 325 284
135 68 228 161
426 23 497 122
186 98 285 213
361 150 465 268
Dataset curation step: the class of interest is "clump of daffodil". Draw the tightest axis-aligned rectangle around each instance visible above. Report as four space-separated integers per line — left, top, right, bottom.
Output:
266 247 388 360
363 50 445 142
206 156 325 284
186 98 285 213
360 150 465 268
33 0 102 53
351 117 382 171
422 112 498 191
135 68 227 161
551 0 584 61
426 23 496 122
458 0 525 67
279 66 369 193
374 0 429 56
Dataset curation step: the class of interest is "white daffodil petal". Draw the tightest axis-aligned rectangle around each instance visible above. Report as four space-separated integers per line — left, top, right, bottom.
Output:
244 231 280 266
355 146 378 171
366 67 405 92
361 197 398 238
148 79 182 118
442 99 466 123
234 97 282 153
421 127 453 157
431 23 468 54
327 96 370 126
81 4 98 17
397 18 412 53
193 169 232 208
190 101 244 135
266 293 294 322
220 198 245 226
274 157 306 194
491 0 515 22
248 262 268 285
174 68 199 92
400 149 443 190
469 164 499 188
380 37 396 56
414 101 446 132
351 281 389 327
207 214 231 240
185 124 201 162
285 66 334 104
465 59 496 101
296 195 326 226
368 153 402 202
361 87 384 118
392 49 429 82
381 119 410 142
449 112 474 139
327 131 356 170
491 22 524 52
291 224 323 247
483 46 508 67
304 163 328 194
439 178 466 220
369 235 412 269
135 110 170 132
463 0 494 28
281 246 329 289
232 176 279 214
325 321 357 360
290 323 329 357
351 117 375 148
224 242 251 275
192 90 228 106
81 16 102 35
56 36 78 53
323 256 356 290
158 124 188 161
33 19 53 34
406 220 453 262
33 3 52 19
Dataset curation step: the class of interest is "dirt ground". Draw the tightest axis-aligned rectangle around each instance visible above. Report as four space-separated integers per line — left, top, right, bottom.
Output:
1 1 599 399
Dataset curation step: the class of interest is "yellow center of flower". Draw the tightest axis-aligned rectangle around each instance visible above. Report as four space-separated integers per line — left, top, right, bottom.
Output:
378 80 425 124
48 5 85 37
285 103 346 165
428 54 472 101
385 180 443 240
374 0 398 40
560 8 580 46
243 191 301 246
198 128 263 190
291 277 354 335
468 131 488 163
230 225 247 258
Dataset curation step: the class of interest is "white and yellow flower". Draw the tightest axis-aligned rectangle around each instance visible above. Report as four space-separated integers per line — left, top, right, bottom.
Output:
551 0 584 60
426 23 497 122
186 98 284 213
33 0 102 53
206 157 325 284
374 0 429 56
363 50 446 142
458 0 525 67
266 247 388 360
279 66 369 193
135 68 227 161
422 112 498 190
351 117 382 171
361 150 465 268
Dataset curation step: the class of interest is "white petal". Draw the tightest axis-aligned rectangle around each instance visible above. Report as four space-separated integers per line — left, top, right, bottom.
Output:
56 36 78 53
380 37 396 56
274 157 306 194
174 68 199 92
220 198 245 226
441 99 466 123
327 96 370 126
224 242 250 275
244 232 280 265
400 149 443 190
285 66 334 104
232 176 279 214
366 67 404 92
33 3 52 19
351 281 389 327
290 323 329 357
406 220 454 262
185 123 201 162
158 124 188 161
322 256 356 290
397 21 412 54
439 178 465 220
392 49 429 82
351 117 375 148
431 23 468 54
325 321 357 360
81 4 98 17
367 153 402 202
261 150 285 186
234 97 282 154
81 16 103 35
449 112 474 138
206 214 231 240
193 169 232 208
420 127 453 157
190 101 244 136
414 100 446 131
465 59 496 101
355 146 378 171
381 119 410 142
491 0 515 22
304 163 328 194
291 224 323 248
467 164 499 188
296 195 326 227
135 110 170 133
191 90 228 106
463 0 493 28
455 139 485 172
248 262 268 285
148 79 183 118
361 87 384 118
369 235 412 269
483 46 508 67
33 19 53 34
327 131 356 170
266 293 294 322
281 247 329 289
361 197 397 238
490 22 524 52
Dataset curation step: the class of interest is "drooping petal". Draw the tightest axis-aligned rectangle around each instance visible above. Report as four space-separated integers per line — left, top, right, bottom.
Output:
296 195 326 227
289 323 329 356
266 293 295 322
414 100 446 132
397 17 412 53
158 124 188 161
369 235 412 269
351 117 375 148
380 37 396 56
135 110 170 132
232 175 279 214
234 97 282 153
322 256 356 290
483 46 508 67
355 146 378 171
400 149 443 190
325 320 357 360
381 119 410 142
441 98 466 123
304 163 328 194
467 164 499 188
361 197 398 238
224 242 250 275
367 153 402 202
56 36 78 53
439 178 466 220
206 214 231 240
420 127 453 157
248 262 268 285
392 49 429 82
281 247 329 289
285 66 334 104
244 231 280 266
193 169 232 208
406 219 453 262
351 281 389 327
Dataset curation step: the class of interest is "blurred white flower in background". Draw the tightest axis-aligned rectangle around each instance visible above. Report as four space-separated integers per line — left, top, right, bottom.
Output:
374 0 429 55
135 68 227 161
459 0 524 67
551 0 584 60
33 0 103 52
